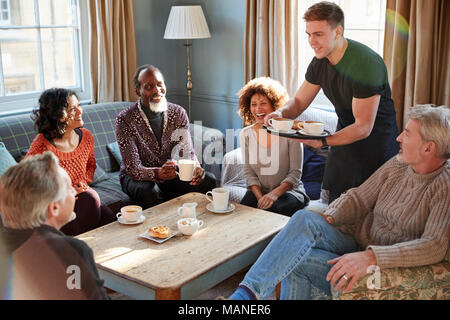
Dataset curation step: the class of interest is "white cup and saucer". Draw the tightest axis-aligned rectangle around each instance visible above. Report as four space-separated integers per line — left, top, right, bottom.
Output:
268 118 296 134
300 121 326 136
205 188 235 213
116 205 146 225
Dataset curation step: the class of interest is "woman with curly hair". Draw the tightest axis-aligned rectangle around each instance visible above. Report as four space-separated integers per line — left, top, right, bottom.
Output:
238 77 309 216
26 88 115 236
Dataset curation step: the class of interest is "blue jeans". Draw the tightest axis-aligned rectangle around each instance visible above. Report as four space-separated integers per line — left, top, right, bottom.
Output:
239 210 360 299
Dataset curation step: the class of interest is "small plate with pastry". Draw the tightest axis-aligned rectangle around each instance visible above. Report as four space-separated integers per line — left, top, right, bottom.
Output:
139 225 178 243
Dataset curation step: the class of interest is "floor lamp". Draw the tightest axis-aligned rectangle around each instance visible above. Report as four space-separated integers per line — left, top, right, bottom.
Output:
164 6 211 121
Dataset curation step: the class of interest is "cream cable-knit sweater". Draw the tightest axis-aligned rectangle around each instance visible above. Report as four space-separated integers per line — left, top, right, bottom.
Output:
326 157 449 269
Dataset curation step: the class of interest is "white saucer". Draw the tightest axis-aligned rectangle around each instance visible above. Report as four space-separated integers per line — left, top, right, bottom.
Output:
270 128 296 134
206 203 235 213
299 129 328 137
117 215 146 225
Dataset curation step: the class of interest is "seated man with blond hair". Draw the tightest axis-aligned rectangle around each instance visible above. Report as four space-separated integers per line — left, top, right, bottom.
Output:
0 152 109 299
228 105 449 300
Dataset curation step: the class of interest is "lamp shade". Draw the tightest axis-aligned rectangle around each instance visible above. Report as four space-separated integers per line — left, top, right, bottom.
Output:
164 6 211 39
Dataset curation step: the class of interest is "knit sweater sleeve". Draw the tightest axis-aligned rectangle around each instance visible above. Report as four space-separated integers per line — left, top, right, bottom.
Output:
84 129 96 184
368 174 450 268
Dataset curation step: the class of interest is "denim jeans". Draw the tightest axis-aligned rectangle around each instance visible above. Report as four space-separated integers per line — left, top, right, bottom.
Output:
239 209 360 299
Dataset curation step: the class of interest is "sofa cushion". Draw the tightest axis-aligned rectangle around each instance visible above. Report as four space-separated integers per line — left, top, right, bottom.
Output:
90 164 110 186
332 260 450 300
0 142 17 176
91 171 131 212
301 148 326 200
106 141 122 167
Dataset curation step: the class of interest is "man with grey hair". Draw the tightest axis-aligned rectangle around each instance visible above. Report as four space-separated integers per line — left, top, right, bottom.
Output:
0 152 109 299
228 105 449 300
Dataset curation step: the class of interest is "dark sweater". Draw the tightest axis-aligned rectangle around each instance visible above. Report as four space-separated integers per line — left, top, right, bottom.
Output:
0 224 109 300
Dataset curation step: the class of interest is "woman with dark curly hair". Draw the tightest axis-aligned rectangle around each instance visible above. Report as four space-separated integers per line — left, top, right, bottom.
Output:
26 88 115 236
238 77 309 216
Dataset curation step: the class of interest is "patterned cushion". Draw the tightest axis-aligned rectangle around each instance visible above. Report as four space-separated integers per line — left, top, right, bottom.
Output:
90 164 110 186
0 142 17 176
332 254 450 300
92 171 131 210
106 141 122 167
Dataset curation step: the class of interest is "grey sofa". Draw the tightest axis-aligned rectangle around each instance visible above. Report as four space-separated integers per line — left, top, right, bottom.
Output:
0 102 225 213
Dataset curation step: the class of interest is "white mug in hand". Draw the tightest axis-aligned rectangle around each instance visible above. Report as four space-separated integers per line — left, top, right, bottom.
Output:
177 159 196 181
205 188 230 211
177 202 197 219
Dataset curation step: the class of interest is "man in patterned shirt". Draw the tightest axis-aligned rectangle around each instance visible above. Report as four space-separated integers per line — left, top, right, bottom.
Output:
115 65 216 209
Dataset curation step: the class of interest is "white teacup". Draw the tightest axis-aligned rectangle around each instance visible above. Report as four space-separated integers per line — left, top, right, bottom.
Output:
177 202 198 219
268 117 294 131
303 121 325 135
117 205 142 222
205 188 230 211
177 218 204 236
177 159 196 181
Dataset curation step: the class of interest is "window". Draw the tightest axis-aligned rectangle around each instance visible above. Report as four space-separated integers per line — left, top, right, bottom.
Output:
299 0 387 110
0 0 90 115
0 0 11 25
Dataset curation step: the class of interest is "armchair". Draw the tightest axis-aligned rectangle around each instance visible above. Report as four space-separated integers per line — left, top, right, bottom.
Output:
332 246 450 300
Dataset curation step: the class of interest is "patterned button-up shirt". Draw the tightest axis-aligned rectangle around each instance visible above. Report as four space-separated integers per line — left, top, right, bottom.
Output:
115 101 198 182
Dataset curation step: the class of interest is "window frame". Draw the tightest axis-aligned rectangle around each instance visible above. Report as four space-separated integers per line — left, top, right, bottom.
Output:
0 0 91 116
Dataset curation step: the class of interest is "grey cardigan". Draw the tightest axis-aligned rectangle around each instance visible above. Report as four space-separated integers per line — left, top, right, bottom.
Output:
239 125 308 203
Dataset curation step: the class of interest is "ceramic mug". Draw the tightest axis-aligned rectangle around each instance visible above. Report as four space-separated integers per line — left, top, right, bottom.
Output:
177 159 196 181
303 121 325 135
177 218 204 236
117 205 142 222
205 188 230 211
268 118 294 131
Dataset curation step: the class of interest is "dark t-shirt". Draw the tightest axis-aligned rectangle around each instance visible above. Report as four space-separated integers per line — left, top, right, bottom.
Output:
0 224 109 300
305 39 399 202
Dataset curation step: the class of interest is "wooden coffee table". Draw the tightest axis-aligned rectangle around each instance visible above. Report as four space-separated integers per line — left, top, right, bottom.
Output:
76 192 290 299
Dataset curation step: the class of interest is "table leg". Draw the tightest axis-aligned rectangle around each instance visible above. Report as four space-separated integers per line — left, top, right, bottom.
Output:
156 288 181 300
276 283 281 300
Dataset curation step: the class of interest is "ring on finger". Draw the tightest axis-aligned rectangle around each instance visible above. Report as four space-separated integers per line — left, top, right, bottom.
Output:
343 274 348 280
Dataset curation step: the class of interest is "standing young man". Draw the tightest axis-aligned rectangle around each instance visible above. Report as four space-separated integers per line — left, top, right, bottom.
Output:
266 1 399 203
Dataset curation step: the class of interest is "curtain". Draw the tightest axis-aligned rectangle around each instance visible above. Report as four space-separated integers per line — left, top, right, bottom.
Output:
384 0 450 130
245 0 300 97
88 0 138 103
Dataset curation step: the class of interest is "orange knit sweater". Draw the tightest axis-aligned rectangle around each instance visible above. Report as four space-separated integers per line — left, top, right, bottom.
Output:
26 128 96 192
